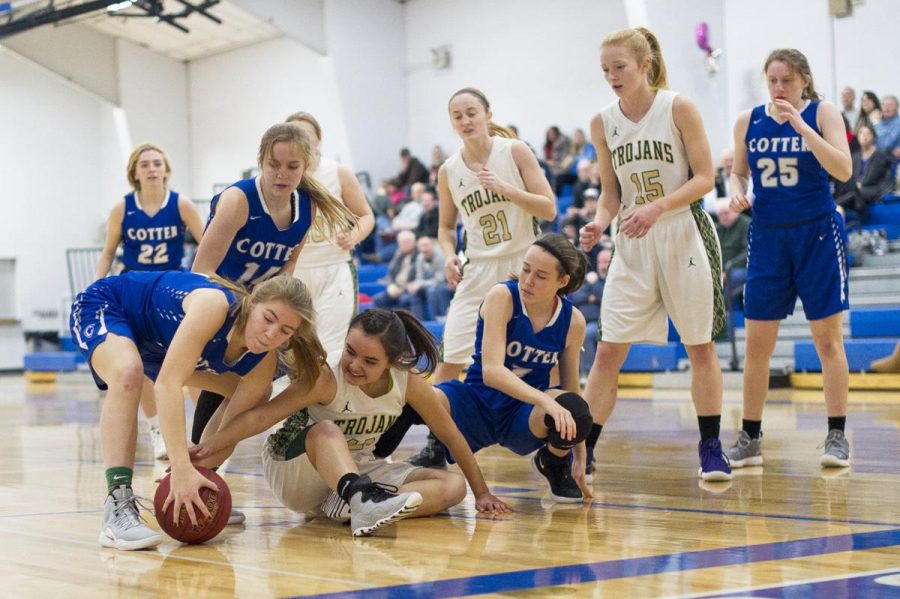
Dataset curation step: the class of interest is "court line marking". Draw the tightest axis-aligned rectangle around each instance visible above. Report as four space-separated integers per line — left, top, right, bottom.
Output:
3 492 899 529
289 528 900 598
668 566 900 598
0 525 368 587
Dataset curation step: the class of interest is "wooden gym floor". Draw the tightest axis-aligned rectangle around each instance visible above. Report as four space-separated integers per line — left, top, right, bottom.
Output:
2 372 900 598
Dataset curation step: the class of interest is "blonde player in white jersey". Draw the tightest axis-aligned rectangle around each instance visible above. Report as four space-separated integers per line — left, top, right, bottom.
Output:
188 309 510 537
389 88 557 467
438 88 557 377
579 28 731 482
286 112 374 356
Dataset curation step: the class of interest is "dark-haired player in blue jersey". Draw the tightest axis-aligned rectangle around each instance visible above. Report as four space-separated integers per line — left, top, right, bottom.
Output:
188 123 357 514
95 144 206 460
70 271 323 550
726 48 852 470
375 234 594 503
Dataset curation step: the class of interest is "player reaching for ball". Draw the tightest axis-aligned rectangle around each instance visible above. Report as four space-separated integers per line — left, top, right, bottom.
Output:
190 308 511 537
70 271 323 550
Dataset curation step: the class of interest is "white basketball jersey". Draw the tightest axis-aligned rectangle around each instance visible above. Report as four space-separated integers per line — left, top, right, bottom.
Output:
600 90 691 222
307 359 409 457
444 136 537 260
296 157 348 268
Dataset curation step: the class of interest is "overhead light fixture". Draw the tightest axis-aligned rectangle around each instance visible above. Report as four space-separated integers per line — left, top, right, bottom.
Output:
107 0 136 13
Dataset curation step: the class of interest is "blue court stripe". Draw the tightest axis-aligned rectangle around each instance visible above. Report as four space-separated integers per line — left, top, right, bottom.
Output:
698 568 900 598
290 528 900 599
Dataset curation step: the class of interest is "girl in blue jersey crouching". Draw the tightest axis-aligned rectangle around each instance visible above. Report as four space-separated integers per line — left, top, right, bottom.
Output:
71 272 322 550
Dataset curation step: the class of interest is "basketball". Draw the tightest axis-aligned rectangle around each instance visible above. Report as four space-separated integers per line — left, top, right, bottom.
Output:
153 467 231 544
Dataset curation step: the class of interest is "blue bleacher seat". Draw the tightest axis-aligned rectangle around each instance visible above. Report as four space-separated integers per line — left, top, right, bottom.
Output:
850 308 900 337
24 352 79 372
863 202 900 239
794 338 899 372
422 320 444 341
357 263 388 284
621 342 686 372
359 282 387 297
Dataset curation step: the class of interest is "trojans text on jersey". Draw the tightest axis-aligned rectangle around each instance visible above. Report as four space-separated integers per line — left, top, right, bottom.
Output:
610 140 674 169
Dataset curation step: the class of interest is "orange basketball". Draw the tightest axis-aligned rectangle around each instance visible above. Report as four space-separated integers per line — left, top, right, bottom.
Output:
153 466 231 544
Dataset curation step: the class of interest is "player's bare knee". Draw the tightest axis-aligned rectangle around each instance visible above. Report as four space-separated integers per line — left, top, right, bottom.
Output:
115 362 145 395
307 420 343 443
445 472 467 507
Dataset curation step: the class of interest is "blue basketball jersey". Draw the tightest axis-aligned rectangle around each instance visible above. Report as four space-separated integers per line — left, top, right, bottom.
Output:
745 101 835 225
208 177 312 287
464 281 573 406
120 190 186 271
71 270 266 383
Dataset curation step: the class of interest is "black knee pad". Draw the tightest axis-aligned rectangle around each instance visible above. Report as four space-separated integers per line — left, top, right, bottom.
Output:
544 392 594 450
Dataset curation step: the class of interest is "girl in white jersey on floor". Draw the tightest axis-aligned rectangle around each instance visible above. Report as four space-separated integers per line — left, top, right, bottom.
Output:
286 112 375 357
376 87 558 467
189 309 511 537
579 28 731 482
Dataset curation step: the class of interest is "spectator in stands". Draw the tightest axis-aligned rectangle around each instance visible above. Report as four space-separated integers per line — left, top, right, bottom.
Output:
703 148 735 214
416 190 440 238
841 86 860 130
429 145 446 188
372 230 418 312
855 90 881 132
543 126 572 191
369 180 394 219
871 341 900 373
834 124 895 220
407 236 446 320
396 148 430 190
563 187 599 233
556 129 598 197
715 199 750 307
571 248 611 376
392 182 426 231
874 95 900 163
572 160 601 212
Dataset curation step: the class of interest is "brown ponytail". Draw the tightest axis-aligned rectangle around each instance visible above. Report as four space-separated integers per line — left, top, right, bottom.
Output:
348 309 439 375
257 123 358 240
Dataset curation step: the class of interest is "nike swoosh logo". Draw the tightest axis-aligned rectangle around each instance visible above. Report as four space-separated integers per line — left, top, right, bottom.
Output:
819 234 826 241
752 119 762 124
249 215 263 220
126 211 136 215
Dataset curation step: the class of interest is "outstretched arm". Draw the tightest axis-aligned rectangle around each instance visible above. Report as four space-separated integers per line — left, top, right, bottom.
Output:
405 374 511 514
190 366 337 464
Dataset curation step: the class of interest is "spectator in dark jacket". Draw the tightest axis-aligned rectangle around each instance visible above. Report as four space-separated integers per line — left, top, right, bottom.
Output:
834 124 895 220
396 148 429 190
571 248 611 375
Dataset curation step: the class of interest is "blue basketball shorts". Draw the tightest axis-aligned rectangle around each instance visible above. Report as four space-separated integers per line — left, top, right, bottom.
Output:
69 281 143 390
436 380 545 463
744 211 849 321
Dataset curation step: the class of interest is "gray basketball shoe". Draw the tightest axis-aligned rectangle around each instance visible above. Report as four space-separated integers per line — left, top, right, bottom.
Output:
321 489 352 524
820 429 850 467
725 430 764 468
99 486 163 551
348 476 422 537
